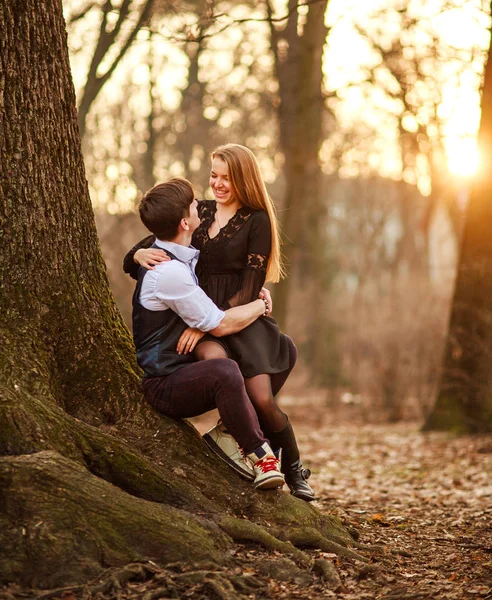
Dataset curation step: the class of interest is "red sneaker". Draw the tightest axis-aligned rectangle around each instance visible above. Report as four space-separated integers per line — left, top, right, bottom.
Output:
247 443 285 490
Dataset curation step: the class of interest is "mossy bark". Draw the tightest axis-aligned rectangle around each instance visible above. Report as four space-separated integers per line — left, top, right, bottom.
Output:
0 451 230 588
0 1 361 590
424 36 492 434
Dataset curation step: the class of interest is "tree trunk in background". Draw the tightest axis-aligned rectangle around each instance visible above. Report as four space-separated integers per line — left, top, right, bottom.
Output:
140 30 157 193
269 0 329 330
424 33 492 433
176 37 211 188
0 1 355 587
268 1 341 385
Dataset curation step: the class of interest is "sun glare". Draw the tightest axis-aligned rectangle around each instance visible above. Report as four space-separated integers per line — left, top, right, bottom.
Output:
447 138 480 177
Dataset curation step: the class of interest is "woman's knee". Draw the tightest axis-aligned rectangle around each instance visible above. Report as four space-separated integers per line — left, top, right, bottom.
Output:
254 395 281 414
194 341 228 361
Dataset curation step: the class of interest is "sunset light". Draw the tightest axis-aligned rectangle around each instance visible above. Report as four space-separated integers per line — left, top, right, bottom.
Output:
447 137 481 176
6 1 492 593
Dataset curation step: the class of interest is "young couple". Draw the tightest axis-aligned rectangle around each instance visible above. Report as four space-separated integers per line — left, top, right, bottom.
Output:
125 143 315 501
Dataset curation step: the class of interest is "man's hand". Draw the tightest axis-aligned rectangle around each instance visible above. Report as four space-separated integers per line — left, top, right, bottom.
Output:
177 327 205 354
134 248 170 269
259 287 273 315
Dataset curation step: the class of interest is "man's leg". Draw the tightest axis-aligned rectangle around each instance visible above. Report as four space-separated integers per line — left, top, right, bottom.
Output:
143 358 284 489
143 358 264 453
193 342 259 480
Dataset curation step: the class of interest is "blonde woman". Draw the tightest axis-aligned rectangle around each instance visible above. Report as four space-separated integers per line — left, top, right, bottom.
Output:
124 144 315 501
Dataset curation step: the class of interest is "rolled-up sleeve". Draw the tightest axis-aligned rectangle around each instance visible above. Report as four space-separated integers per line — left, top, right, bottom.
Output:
154 264 224 331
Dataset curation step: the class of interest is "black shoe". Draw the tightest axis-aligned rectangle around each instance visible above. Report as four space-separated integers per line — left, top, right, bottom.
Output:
284 459 316 502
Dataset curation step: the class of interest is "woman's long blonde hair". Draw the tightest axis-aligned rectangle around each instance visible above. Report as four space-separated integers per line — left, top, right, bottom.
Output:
211 144 285 283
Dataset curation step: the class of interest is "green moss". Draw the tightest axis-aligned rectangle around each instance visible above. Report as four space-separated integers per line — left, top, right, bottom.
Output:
0 452 230 588
218 516 310 567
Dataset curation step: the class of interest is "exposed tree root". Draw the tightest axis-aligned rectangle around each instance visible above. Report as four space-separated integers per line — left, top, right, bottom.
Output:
0 390 219 513
0 451 230 588
312 558 345 591
218 516 311 567
29 561 264 600
273 526 369 562
0 388 368 588
218 515 369 568
34 563 158 599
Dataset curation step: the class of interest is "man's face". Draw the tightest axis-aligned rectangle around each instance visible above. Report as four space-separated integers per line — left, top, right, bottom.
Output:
186 199 200 233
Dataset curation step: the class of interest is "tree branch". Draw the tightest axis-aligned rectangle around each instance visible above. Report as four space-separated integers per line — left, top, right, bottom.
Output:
68 1 98 23
77 0 155 138
154 0 328 43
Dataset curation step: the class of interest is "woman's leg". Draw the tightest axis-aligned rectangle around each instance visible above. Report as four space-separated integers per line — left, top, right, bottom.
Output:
270 335 298 396
243 336 298 430
244 337 315 501
194 340 228 361
267 419 315 501
244 374 288 432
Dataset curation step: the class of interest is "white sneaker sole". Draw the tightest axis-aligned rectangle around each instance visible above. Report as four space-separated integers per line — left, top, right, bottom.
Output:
203 433 255 481
254 473 285 490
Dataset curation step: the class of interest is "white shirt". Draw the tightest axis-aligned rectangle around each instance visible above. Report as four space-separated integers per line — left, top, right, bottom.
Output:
139 239 225 332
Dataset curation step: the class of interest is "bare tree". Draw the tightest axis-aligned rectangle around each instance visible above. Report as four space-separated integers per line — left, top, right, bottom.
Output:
351 1 484 271
72 0 155 138
424 19 492 433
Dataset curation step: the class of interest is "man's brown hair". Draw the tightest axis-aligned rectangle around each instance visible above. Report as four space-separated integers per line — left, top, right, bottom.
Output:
139 177 194 240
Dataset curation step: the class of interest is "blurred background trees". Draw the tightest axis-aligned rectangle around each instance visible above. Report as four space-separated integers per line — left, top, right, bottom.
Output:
425 30 492 433
63 0 491 423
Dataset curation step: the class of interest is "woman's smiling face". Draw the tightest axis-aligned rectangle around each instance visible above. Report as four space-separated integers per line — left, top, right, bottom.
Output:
209 157 235 205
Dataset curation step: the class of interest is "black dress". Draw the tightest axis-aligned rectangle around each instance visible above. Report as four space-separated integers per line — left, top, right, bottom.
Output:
123 200 290 378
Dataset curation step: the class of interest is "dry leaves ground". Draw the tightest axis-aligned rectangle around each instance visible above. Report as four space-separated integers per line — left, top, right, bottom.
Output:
3 393 491 600
286 397 492 600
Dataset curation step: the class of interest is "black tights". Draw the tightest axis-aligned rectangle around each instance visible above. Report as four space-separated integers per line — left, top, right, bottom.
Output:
194 337 297 434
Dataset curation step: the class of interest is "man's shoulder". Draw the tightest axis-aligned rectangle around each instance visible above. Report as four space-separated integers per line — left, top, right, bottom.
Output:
153 258 191 280
143 260 197 302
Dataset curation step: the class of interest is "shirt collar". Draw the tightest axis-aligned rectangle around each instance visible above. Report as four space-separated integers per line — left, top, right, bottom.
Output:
154 239 199 264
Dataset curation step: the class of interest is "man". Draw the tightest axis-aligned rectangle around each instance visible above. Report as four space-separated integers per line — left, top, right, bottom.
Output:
132 177 284 490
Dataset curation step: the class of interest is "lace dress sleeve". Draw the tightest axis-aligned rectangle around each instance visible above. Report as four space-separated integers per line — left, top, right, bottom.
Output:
227 211 272 308
123 234 155 280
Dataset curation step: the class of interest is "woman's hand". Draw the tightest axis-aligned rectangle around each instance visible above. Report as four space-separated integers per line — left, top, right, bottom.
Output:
259 287 273 315
177 328 205 354
134 248 170 269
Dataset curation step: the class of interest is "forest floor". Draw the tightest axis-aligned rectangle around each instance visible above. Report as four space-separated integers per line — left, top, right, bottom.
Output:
3 392 492 600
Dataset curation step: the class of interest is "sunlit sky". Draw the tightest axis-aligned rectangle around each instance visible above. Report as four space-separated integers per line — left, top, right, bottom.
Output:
325 0 489 183
64 0 490 212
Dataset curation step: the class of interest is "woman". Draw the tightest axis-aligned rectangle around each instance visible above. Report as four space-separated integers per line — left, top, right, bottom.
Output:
124 144 315 502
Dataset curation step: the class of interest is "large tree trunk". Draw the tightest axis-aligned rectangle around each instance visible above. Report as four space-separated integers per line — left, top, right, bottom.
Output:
424 33 492 434
0 1 360 590
269 0 329 329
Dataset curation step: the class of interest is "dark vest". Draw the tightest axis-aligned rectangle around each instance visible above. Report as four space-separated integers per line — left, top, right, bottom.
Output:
132 249 195 377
